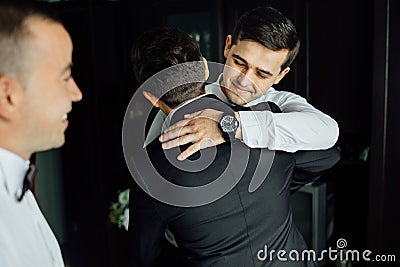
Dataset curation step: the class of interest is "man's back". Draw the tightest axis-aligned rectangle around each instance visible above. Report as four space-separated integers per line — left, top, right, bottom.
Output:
145 147 308 266
129 96 335 266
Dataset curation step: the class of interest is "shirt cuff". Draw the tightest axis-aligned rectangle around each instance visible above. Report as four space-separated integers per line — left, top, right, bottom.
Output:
239 111 276 148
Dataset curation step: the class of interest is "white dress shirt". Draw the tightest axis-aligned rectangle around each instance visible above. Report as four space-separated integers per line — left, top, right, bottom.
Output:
145 75 339 152
0 148 64 267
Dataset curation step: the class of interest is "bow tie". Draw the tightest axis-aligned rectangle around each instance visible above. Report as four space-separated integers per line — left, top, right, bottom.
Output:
17 163 38 201
231 102 282 113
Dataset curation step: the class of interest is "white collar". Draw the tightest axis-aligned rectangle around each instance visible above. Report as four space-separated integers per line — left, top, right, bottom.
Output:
163 93 212 129
205 74 231 104
0 147 30 197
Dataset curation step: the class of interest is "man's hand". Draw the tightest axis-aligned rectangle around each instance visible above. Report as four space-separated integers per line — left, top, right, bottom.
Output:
160 109 226 160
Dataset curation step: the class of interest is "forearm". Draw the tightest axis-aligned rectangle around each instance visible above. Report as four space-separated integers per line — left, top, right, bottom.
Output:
291 147 341 192
239 110 339 152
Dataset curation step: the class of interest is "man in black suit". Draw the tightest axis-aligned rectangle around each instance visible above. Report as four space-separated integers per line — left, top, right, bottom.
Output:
127 27 340 266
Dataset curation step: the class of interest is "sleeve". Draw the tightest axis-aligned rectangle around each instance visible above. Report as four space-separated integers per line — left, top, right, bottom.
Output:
239 91 339 152
0 241 13 267
290 147 341 193
128 182 169 267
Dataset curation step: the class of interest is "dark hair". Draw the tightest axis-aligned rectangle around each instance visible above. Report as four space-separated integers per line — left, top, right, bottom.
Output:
0 2 60 86
231 6 300 71
131 27 205 108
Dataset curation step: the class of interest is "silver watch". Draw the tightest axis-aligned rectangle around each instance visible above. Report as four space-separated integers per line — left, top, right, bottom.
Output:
219 113 239 141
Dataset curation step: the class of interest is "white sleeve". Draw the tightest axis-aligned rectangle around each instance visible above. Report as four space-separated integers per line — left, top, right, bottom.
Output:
239 91 339 152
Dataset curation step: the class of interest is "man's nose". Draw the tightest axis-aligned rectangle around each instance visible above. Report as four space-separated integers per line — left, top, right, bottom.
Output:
69 78 83 102
237 69 254 87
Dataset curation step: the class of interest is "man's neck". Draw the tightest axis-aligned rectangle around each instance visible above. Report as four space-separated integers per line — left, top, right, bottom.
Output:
168 93 206 118
168 89 205 112
0 141 31 160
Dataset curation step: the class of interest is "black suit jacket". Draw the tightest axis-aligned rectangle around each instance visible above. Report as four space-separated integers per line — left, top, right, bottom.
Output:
129 95 340 267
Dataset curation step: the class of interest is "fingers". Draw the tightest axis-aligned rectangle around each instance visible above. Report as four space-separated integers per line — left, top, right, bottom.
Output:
184 109 223 122
177 143 200 161
159 115 225 158
184 111 202 119
161 133 196 150
177 138 221 161
160 119 191 141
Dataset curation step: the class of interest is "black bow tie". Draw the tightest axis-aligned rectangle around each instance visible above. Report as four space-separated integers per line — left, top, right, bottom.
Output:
17 163 38 202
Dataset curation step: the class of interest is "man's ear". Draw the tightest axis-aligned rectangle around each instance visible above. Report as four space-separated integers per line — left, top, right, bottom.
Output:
273 67 290 85
202 57 209 80
142 91 172 115
223 35 232 58
0 75 21 120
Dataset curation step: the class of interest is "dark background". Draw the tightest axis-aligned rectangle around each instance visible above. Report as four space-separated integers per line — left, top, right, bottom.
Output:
30 0 400 266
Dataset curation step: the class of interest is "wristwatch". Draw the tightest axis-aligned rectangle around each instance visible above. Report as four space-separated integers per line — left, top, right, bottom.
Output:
218 112 239 141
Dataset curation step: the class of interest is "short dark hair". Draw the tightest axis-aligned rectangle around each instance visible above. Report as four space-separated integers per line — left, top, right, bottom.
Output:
231 6 300 71
0 2 60 87
131 27 205 108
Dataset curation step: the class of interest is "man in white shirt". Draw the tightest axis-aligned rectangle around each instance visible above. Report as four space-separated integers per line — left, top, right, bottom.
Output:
0 3 82 266
155 6 339 160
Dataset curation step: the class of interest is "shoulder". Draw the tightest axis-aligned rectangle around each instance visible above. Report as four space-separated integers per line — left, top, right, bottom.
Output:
265 87 307 104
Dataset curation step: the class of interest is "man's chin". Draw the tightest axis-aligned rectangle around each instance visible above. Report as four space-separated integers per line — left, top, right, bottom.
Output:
42 138 65 151
55 138 66 149
221 84 249 105
226 92 248 106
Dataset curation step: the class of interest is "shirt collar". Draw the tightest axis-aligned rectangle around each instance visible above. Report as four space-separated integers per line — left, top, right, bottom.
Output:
0 148 30 197
205 74 231 104
163 93 211 129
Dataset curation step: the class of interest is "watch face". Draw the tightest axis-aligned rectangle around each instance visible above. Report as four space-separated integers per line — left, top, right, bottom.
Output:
220 115 239 133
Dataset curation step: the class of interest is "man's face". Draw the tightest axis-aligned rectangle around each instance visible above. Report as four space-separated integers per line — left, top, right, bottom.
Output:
19 18 82 153
221 35 290 105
